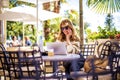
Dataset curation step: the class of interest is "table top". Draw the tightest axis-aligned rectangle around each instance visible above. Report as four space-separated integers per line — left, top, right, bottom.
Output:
5 47 80 61
42 54 80 61
6 47 38 52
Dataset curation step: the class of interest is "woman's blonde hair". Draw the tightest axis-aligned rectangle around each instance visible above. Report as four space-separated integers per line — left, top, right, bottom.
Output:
57 19 80 42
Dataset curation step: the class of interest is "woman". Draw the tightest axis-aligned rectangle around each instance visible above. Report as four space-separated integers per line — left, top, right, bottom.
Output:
11 36 20 47
24 36 32 46
57 19 85 80
57 19 80 53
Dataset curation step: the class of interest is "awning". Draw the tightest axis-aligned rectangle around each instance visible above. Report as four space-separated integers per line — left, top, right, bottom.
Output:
18 0 59 4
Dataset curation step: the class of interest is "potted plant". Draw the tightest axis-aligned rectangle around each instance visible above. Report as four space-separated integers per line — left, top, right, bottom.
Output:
115 34 120 39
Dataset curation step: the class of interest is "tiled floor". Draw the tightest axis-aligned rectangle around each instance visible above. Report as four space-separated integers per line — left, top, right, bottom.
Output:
45 73 120 80
0 73 120 80
46 73 120 80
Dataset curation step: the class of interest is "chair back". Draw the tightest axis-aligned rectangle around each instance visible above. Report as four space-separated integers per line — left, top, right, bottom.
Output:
110 42 119 71
0 43 11 79
97 40 119 59
80 41 98 58
0 43 45 80
71 41 120 80
97 40 119 79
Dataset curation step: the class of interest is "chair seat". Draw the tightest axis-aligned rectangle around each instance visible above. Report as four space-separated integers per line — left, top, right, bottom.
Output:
0 70 14 80
70 69 112 79
0 70 3 76
75 74 111 80
58 65 65 72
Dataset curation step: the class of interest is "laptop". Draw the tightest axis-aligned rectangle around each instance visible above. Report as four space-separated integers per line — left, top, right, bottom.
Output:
46 42 68 55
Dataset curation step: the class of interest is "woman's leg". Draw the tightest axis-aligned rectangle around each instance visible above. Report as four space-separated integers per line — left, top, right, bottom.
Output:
63 61 74 80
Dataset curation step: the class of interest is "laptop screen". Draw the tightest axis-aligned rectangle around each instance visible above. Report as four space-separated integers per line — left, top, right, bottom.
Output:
46 42 67 55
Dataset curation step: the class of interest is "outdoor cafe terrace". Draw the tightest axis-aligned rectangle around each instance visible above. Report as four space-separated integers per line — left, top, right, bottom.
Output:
0 40 120 80
0 0 120 80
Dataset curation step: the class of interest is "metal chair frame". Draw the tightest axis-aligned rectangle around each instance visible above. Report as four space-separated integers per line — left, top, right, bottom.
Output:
58 42 98 79
79 42 98 59
0 43 46 80
70 40 119 80
0 43 63 80
0 43 12 80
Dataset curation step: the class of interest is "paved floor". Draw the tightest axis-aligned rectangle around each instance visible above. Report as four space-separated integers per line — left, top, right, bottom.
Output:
46 73 120 80
47 72 120 80
0 73 120 80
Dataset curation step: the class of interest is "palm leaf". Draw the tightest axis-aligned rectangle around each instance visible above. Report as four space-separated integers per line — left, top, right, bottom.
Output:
86 0 120 14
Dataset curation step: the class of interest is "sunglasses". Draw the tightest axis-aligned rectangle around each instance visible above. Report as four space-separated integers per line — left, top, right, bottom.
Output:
61 26 69 31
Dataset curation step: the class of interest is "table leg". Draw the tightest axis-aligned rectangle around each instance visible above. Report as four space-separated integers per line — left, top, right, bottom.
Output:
53 61 58 72
71 59 79 72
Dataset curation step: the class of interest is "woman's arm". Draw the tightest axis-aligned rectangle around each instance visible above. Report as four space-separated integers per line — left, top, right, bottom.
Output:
66 42 80 54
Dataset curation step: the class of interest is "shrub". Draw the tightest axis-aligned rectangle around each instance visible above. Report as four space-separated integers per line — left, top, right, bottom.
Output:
86 26 120 41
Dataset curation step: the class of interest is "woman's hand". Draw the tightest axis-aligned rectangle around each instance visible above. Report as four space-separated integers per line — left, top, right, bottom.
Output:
62 25 72 45
64 28 72 38
65 30 72 45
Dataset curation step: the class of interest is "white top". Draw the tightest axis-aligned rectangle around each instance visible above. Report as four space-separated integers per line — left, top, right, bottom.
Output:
11 40 20 46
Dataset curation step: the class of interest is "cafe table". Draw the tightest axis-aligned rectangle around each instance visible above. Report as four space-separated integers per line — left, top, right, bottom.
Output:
6 47 80 74
41 54 80 73
6 46 34 52
6 47 38 61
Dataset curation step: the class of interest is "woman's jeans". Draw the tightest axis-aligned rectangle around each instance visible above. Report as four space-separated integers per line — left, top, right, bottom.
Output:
63 53 85 79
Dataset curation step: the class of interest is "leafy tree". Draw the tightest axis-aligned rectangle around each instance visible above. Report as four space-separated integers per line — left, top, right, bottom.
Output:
63 9 79 35
9 0 35 8
24 24 37 43
43 18 62 43
7 0 37 44
104 13 114 31
7 21 23 40
8 0 79 43
7 21 37 44
86 0 120 41
86 25 119 41
84 22 90 34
